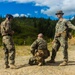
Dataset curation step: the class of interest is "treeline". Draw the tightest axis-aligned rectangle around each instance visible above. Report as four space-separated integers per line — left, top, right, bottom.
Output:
0 16 75 45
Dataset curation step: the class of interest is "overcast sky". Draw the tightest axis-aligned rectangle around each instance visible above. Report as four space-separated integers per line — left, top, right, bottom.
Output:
0 0 75 19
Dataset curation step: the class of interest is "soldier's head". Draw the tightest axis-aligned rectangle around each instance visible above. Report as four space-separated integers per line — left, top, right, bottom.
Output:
38 33 43 39
6 14 13 21
55 10 64 18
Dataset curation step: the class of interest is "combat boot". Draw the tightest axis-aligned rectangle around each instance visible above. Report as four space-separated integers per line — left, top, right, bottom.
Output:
4 65 10 69
59 61 68 66
43 60 46 65
46 60 55 63
38 62 42 66
10 64 16 69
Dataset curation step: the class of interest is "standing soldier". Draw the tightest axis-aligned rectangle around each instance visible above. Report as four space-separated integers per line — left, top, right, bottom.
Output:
47 10 75 66
1 14 16 69
29 33 50 66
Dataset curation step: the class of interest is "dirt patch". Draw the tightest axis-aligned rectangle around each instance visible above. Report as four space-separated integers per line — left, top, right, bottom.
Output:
0 45 75 75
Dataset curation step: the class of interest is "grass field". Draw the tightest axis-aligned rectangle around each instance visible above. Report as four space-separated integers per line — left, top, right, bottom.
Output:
0 43 52 59
0 46 30 59
0 37 75 59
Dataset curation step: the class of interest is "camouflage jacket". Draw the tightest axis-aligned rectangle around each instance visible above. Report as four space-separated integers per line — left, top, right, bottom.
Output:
31 38 48 52
0 20 12 36
54 19 75 39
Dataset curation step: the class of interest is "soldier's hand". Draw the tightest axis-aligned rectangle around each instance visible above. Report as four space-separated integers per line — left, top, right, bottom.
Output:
52 40 55 44
56 33 60 37
52 39 58 44
55 32 61 37
68 33 72 39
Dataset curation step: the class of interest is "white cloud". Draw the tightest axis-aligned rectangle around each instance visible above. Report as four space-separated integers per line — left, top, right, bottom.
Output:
40 0 75 17
20 14 28 17
13 13 30 17
2 0 34 3
1 0 75 17
13 13 19 17
20 14 25 17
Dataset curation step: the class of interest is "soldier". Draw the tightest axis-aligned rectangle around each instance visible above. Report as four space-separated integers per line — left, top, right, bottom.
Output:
47 10 75 66
0 14 16 69
29 33 50 66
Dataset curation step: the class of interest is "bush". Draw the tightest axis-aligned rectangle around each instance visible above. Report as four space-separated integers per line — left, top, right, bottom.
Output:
25 36 35 45
14 38 24 45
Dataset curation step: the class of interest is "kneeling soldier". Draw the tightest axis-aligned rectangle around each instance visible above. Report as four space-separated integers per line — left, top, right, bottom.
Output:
29 33 50 66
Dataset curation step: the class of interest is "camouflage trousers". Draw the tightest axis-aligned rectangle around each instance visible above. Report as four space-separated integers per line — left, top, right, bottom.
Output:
29 50 50 65
2 36 15 65
35 50 50 63
34 50 45 64
51 37 68 61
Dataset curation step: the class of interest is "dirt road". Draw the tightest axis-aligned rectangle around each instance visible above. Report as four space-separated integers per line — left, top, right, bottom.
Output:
0 45 75 75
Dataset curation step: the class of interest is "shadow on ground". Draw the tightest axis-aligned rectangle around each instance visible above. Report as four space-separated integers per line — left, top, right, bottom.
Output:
16 60 75 69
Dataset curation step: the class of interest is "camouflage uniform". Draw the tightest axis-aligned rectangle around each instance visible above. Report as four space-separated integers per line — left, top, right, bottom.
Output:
51 19 75 62
29 38 50 65
1 20 15 65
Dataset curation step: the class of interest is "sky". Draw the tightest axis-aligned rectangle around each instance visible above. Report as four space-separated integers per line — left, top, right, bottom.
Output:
0 0 75 20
